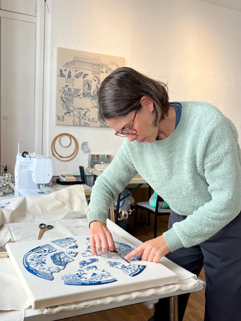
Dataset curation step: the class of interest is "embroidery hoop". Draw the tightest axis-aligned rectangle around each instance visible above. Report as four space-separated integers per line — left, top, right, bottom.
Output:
51 133 79 162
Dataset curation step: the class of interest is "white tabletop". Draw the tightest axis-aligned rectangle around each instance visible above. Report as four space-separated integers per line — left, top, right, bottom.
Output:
86 167 148 187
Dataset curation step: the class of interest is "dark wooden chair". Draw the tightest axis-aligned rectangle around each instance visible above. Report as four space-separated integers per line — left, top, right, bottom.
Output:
79 166 86 184
133 194 171 238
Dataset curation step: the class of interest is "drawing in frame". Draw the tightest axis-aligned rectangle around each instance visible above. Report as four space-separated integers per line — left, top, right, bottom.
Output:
56 47 124 127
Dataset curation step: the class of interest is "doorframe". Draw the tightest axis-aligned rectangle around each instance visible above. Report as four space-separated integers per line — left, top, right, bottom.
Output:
35 0 45 154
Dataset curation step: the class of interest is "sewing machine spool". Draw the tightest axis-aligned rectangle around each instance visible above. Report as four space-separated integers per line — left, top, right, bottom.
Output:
22 151 29 158
51 133 79 162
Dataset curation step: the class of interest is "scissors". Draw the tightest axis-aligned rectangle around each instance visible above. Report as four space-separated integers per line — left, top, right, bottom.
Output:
38 223 54 240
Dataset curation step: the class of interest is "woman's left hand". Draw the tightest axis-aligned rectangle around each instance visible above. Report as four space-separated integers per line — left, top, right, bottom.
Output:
125 235 170 263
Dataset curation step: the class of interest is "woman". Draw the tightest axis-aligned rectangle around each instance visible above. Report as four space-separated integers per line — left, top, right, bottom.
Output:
88 67 241 321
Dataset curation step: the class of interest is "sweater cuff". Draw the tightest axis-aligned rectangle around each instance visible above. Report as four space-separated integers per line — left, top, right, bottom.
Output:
163 228 184 252
87 212 107 226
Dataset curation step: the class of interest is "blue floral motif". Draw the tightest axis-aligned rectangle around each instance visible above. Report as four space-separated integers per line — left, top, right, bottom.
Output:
85 238 141 261
107 261 146 277
51 237 78 249
81 249 93 257
59 84 81 113
79 258 98 268
51 252 74 266
23 245 74 281
23 237 142 284
66 251 78 257
62 265 117 286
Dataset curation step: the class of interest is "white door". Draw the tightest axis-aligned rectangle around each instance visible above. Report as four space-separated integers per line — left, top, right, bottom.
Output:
0 17 36 175
0 0 36 16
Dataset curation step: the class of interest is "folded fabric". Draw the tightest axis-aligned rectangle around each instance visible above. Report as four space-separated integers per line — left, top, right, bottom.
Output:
0 185 89 228
0 258 31 311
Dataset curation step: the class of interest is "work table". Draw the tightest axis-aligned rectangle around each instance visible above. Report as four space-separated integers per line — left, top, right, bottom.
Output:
0 185 204 321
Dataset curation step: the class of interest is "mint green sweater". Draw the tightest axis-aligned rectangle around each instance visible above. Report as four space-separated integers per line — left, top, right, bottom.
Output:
88 102 241 252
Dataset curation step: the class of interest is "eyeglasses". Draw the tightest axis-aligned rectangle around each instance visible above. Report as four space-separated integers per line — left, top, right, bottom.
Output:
115 109 138 137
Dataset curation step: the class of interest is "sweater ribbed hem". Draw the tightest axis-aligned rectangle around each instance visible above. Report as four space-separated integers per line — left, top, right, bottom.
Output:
163 228 184 252
87 212 107 226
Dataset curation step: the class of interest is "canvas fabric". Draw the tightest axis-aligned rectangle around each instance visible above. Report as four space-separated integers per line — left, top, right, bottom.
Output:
0 185 89 228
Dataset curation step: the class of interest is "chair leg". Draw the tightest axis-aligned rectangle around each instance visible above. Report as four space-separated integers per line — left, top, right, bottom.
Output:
115 193 121 224
154 214 157 238
147 211 150 225
133 206 138 236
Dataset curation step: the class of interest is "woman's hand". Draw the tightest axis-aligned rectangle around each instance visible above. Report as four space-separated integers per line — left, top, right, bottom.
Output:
125 235 170 263
89 221 116 256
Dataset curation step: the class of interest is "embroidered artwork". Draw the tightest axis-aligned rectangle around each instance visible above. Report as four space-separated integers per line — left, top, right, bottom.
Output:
51 252 74 267
23 236 144 282
22 235 145 283
56 48 124 127
79 258 98 268
62 265 117 286
7 234 179 310
66 251 78 257
107 261 146 277
82 238 141 261
51 237 78 249
81 249 93 257
23 245 74 281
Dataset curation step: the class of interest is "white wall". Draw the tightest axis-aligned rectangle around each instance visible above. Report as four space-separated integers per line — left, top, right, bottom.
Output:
44 0 241 175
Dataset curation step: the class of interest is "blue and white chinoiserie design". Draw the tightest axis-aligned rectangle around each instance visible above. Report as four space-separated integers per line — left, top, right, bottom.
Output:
79 258 98 268
107 261 146 277
84 238 141 261
66 251 78 257
81 249 93 257
6 233 179 310
51 252 74 266
23 245 74 280
62 265 117 286
51 237 78 249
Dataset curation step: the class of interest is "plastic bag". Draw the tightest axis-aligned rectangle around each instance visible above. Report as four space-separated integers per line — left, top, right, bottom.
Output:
113 188 135 212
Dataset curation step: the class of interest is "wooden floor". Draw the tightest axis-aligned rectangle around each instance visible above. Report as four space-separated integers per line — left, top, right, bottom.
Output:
63 216 206 321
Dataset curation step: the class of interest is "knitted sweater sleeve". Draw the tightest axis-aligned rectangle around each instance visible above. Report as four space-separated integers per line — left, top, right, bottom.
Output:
87 140 138 225
163 115 241 252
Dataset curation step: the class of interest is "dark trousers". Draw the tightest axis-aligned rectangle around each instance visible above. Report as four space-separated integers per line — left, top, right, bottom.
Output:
154 210 241 321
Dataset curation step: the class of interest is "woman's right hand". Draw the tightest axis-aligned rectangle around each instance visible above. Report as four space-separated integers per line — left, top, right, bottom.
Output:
89 221 116 256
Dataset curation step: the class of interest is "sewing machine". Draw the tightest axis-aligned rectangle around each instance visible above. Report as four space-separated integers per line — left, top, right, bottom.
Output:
14 153 53 197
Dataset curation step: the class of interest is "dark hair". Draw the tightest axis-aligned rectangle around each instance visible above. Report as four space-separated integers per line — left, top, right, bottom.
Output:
97 67 169 126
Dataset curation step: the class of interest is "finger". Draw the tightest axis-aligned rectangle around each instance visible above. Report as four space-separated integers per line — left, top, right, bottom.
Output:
125 245 143 260
147 249 156 262
90 236 97 256
99 234 108 252
106 232 115 251
95 236 102 253
141 248 152 261
153 252 163 263
138 252 143 258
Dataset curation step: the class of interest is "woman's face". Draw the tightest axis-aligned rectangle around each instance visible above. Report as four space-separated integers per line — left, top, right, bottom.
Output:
105 98 159 143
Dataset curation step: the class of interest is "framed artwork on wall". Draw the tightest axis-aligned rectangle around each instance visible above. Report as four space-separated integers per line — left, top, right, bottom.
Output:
56 47 124 127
